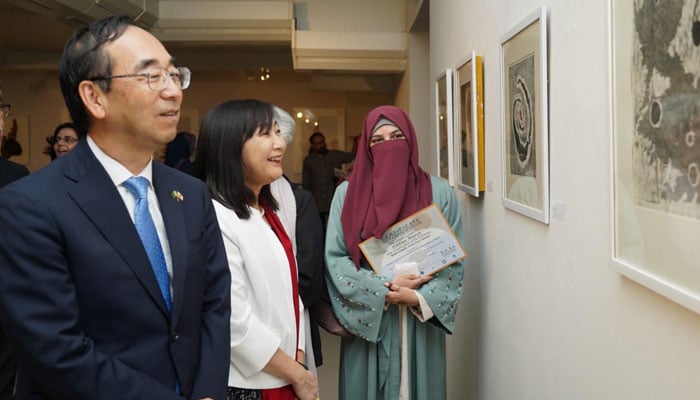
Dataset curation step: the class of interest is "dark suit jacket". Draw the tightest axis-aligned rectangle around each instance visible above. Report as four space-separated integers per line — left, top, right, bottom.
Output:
0 156 29 189
291 185 325 366
0 140 231 400
0 155 28 399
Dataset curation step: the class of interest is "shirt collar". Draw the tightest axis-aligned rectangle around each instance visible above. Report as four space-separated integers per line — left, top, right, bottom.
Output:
87 135 154 187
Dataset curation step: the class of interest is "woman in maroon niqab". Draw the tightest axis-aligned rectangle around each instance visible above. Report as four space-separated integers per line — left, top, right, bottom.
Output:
341 105 433 267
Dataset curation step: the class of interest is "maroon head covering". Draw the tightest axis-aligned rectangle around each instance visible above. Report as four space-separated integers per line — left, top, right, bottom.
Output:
341 105 433 268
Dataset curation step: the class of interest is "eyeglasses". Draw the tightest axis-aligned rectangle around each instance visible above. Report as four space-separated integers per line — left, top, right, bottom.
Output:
0 103 10 118
88 67 191 92
55 136 79 144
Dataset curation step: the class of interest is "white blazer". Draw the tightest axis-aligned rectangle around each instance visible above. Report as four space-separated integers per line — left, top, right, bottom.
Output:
213 200 305 389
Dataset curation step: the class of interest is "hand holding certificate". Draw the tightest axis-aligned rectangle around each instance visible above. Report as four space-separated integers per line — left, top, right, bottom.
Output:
359 204 467 279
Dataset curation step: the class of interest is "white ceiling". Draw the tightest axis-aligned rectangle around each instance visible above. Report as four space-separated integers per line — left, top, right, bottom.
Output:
0 0 412 92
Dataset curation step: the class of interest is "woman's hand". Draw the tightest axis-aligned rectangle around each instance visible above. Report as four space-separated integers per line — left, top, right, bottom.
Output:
290 367 319 400
384 274 431 307
384 284 419 306
262 348 318 400
392 273 431 290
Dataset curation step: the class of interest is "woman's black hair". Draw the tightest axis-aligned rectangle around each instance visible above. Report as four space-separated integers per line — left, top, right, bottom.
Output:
194 99 278 219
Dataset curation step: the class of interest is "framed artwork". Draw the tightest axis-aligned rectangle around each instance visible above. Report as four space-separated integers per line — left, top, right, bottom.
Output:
611 0 700 314
454 51 485 196
435 69 455 185
500 6 549 223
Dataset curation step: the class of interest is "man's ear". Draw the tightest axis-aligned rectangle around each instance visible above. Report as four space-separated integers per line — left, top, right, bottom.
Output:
78 80 107 120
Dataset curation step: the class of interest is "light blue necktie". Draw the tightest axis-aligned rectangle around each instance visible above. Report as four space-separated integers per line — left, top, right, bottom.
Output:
123 177 172 312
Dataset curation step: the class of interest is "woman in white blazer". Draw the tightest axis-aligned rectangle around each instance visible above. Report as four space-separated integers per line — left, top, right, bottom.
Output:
194 99 319 400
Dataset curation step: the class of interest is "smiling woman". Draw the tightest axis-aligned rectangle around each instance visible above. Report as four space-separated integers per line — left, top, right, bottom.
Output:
194 99 319 400
44 122 84 161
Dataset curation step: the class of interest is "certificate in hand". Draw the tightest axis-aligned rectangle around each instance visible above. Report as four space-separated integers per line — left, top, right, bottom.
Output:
359 204 467 279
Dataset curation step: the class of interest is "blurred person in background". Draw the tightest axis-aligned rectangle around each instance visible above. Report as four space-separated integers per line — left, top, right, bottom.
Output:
164 131 196 175
44 122 84 160
302 131 355 229
270 105 325 374
0 84 30 188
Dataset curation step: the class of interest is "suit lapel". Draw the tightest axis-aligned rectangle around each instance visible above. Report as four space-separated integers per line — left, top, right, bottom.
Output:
65 142 171 317
152 163 188 324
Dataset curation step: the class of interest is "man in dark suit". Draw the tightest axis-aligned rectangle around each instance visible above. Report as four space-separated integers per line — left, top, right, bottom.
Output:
0 16 231 400
0 155 28 189
0 82 28 400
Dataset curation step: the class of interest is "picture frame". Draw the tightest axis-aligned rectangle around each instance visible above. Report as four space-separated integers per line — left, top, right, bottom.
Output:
435 69 455 185
610 0 700 314
500 5 549 223
454 51 485 196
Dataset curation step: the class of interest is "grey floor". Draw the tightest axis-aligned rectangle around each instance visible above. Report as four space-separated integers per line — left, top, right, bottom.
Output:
317 330 341 400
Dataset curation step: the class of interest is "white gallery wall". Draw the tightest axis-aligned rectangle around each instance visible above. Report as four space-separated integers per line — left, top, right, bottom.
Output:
432 0 700 399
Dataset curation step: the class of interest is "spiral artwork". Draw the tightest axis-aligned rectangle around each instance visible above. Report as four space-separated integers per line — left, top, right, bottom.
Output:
508 54 536 177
